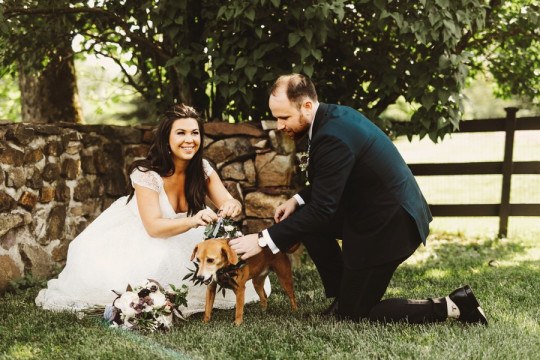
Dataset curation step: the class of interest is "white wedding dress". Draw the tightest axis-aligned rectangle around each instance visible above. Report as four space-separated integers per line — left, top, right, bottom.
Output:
36 160 270 316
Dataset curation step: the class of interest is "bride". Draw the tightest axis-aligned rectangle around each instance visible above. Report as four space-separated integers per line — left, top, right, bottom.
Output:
36 104 270 315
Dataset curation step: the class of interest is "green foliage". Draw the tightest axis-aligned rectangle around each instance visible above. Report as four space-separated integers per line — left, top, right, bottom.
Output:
1 0 538 140
0 71 21 120
470 1 540 104
5 273 48 295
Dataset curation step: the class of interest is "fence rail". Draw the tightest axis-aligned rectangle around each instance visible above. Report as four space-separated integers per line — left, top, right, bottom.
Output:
404 108 540 237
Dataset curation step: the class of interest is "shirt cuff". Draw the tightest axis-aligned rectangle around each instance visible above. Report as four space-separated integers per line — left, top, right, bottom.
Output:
293 194 305 206
262 229 280 254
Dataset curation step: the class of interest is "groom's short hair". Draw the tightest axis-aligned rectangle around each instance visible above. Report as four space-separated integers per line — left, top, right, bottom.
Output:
270 74 318 108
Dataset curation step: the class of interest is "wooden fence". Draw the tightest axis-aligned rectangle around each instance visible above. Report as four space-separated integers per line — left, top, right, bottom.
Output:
406 108 540 237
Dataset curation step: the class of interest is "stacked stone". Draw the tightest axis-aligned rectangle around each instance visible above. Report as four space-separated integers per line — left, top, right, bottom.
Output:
203 121 300 234
0 120 301 290
0 122 152 290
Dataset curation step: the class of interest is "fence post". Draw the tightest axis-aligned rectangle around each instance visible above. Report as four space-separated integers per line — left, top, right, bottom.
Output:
498 107 518 237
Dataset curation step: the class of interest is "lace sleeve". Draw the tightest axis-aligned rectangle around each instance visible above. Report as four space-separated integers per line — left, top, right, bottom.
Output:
203 159 215 179
130 168 162 192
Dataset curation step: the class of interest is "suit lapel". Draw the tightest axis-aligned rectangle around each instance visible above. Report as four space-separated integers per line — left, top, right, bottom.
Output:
311 102 329 139
307 103 329 183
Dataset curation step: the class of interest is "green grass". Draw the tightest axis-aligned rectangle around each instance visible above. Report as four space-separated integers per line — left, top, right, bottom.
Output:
1 130 538 359
1 231 539 360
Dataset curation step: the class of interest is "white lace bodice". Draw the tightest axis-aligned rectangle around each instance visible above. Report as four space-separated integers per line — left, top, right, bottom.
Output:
130 159 214 193
128 159 215 219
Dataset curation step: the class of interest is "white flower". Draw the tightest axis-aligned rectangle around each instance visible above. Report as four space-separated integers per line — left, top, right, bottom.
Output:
150 290 167 309
115 291 139 318
224 225 235 232
156 314 173 329
144 280 160 291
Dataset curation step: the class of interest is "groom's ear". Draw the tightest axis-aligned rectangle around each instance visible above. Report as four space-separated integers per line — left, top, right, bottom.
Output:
222 240 239 265
190 245 199 261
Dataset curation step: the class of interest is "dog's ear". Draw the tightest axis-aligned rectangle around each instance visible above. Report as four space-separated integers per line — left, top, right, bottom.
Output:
222 241 239 265
190 245 198 261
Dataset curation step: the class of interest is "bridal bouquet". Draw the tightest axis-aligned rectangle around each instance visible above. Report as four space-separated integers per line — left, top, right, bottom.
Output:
102 280 188 332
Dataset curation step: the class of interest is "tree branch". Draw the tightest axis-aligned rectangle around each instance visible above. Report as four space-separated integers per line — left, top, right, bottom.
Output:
3 6 172 62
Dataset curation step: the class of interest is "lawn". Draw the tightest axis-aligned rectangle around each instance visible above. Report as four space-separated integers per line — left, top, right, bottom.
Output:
1 230 539 359
1 131 539 359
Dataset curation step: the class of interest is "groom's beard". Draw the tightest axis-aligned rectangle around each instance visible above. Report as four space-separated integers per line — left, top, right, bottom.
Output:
291 114 310 141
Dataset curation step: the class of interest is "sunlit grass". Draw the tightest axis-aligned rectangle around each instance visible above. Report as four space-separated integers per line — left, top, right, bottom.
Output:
1 231 539 359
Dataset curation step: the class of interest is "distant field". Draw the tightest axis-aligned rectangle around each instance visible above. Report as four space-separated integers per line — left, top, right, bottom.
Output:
393 131 540 237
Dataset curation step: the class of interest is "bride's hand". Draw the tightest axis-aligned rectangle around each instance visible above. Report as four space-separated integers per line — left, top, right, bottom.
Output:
218 198 242 219
190 208 218 228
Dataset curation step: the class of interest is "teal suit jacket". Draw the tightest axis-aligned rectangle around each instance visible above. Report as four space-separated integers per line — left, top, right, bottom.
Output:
267 103 432 268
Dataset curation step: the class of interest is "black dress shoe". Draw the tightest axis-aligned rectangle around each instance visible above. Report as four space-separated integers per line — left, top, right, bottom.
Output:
322 298 339 316
448 285 488 325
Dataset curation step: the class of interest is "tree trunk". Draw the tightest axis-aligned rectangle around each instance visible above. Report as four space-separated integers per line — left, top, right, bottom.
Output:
18 44 83 123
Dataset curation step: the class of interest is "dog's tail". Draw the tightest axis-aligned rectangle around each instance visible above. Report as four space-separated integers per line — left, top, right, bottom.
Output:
286 242 301 254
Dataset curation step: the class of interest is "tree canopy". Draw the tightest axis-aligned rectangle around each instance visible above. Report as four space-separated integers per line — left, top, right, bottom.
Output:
1 0 539 141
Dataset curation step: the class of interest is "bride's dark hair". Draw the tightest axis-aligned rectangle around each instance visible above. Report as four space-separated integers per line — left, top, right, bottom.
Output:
126 104 207 216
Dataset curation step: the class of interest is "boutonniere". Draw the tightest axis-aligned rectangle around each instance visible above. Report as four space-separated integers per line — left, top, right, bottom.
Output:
296 151 310 185
297 151 309 173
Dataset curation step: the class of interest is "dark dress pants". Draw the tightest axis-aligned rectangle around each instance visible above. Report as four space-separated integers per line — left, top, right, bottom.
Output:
301 208 448 323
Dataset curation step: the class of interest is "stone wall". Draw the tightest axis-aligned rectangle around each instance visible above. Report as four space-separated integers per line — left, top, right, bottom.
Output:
0 120 304 290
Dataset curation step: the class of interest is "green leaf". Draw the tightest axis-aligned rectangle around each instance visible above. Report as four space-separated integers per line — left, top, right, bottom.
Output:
245 8 256 22
380 10 391 21
390 12 403 28
335 6 345 21
421 93 435 110
428 11 440 26
288 33 302 47
435 0 449 8
166 26 180 39
311 48 322 61
438 54 450 69
177 62 190 77
165 57 182 68
304 28 313 43
270 0 280 8
244 66 257 82
261 72 276 82
217 6 227 19
303 63 314 78
374 0 386 11
443 20 457 35
235 57 248 70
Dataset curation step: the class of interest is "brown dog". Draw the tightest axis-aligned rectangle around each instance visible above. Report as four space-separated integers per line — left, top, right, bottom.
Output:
190 238 297 325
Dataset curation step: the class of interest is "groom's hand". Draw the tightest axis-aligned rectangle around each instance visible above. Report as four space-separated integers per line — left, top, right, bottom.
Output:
274 197 299 223
229 234 261 260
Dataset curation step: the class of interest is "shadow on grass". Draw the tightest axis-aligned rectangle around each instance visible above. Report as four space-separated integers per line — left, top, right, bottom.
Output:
244 231 540 323
1 231 538 359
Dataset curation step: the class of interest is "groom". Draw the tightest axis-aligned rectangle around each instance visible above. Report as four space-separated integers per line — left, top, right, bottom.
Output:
230 74 487 324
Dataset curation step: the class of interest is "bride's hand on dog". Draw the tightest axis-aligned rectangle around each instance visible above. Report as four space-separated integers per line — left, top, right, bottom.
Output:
274 197 299 223
229 234 261 260
190 208 218 228
218 198 242 219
